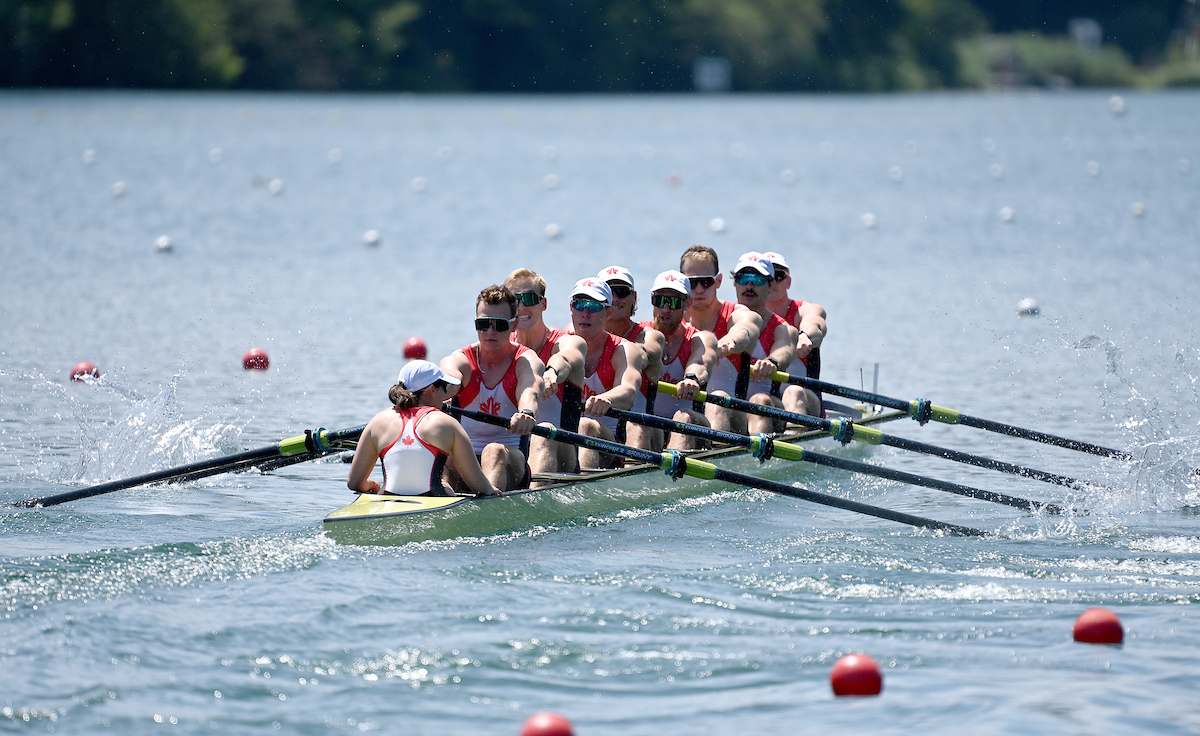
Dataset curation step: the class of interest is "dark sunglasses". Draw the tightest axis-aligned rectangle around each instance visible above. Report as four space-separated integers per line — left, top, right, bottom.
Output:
773 269 789 283
607 283 633 299
570 298 607 313
650 293 686 310
687 276 716 290
475 317 515 332
513 290 543 307
734 271 770 287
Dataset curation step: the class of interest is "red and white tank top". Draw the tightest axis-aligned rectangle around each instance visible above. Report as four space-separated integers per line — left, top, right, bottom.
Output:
649 322 698 419
709 300 738 340
569 332 623 434
621 322 645 342
783 298 804 328
379 406 446 495
456 343 530 453
709 312 787 399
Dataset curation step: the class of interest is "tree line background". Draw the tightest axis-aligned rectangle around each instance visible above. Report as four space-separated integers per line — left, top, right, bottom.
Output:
2 0 1195 91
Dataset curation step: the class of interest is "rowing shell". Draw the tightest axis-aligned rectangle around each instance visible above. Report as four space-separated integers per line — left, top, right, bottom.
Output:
322 402 906 546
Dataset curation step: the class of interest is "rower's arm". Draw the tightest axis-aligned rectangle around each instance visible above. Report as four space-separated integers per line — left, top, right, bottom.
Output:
346 417 382 493
796 301 827 353
551 335 587 387
640 328 665 383
717 307 762 357
584 343 641 416
438 351 471 399
752 323 797 380
511 353 544 434
686 332 715 385
426 414 501 496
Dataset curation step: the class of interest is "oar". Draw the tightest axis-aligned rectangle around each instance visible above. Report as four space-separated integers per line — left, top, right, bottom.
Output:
660 382 1099 490
771 370 1132 461
12 425 364 508
605 407 1065 514
446 405 988 537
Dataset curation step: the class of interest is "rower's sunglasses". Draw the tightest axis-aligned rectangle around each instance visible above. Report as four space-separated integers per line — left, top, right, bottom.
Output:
650 294 686 310
570 298 607 313
734 271 771 287
475 317 515 332
687 276 716 290
772 269 789 283
607 283 633 299
513 290 543 307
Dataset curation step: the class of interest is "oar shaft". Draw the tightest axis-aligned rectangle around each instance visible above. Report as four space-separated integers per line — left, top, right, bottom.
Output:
448 405 987 536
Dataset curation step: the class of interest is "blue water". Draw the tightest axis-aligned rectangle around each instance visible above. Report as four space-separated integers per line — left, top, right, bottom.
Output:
1 89 1199 733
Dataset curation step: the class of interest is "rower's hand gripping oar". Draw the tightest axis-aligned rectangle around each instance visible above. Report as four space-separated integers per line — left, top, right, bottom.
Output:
771 369 1134 462
660 381 1101 491
12 425 364 508
445 404 988 537
604 406 1066 514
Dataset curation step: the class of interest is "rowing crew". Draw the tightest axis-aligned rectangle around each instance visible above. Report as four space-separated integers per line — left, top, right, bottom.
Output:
347 246 827 498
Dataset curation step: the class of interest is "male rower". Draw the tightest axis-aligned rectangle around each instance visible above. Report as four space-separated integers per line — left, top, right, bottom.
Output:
642 270 717 451
503 268 587 476
568 277 643 468
762 251 827 372
599 265 664 449
347 360 501 497
679 244 763 433
439 285 543 492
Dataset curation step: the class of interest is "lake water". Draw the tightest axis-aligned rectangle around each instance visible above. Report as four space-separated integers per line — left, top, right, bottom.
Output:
1 89 1199 734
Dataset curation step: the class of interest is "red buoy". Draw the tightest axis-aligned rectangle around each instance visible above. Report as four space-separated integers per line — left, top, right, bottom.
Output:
1074 607 1123 644
242 347 270 371
520 711 573 736
830 653 883 697
403 336 428 360
70 361 100 382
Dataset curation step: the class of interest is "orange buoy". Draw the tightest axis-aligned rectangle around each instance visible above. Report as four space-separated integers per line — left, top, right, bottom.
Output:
70 362 100 382
830 653 883 696
403 336 428 360
242 347 270 371
1074 607 1123 644
520 712 573 736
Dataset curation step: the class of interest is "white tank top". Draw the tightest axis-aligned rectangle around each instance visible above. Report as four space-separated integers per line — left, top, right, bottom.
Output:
380 407 446 496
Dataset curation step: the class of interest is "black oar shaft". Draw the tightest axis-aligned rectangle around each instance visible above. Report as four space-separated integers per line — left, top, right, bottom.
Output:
606 407 1062 514
447 405 987 536
774 371 1132 461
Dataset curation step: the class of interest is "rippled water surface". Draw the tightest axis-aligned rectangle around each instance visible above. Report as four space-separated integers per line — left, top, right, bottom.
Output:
2 90 1200 734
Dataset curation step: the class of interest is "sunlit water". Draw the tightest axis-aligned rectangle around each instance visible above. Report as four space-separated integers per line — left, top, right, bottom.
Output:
1 90 1199 734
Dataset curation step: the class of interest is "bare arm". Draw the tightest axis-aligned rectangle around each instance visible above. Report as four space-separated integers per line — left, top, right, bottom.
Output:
584 343 641 416
510 352 544 434
420 413 501 496
346 414 385 493
796 301 827 357
752 323 797 380
639 328 664 383
674 332 714 402
542 335 587 399
438 350 472 400
715 307 762 358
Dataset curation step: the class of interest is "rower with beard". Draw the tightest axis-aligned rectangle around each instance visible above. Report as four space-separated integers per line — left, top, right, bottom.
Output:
503 268 587 477
598 265 664 451
567 277 643 469
762 251 825 415
439 285 543 492
641 270 717 451
679 244 763 433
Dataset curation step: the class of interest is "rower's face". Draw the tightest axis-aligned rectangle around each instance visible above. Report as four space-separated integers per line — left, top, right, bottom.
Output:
651 291 686 333
476 301 515 347
606 282 636 322
508 277 546 329
769 268 791 300
570 299 611 339
734 270 770 309
681 256 721 307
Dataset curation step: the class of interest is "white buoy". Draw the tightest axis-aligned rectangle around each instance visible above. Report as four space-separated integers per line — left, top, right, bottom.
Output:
543 223 562 239
982 138 997 154
639 145 655 160
363 229 381 245
999 206 1015 222
1086 161 1101 176
328 148 342 164
435 146 453 161
888 166 903 182
543 174 559 190
709 217 726 233
861 213 878 229
82 149 96 165
779 169 796 185
154 235 173 252
542 145 558 161
1109 95 1127 115
411 177 426 192
208 148 222 163
1130 202 1146 217
111 181 126 197
989 164 1004 179
267 178 284 195
730 143 746 158
1017 298 1040 317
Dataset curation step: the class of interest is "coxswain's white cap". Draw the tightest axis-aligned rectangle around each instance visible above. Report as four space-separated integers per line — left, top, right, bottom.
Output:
570 277 613 305
651 270 690 296
733 252 775 278
598 265 635 289
760 251 789 271
397 360 460 392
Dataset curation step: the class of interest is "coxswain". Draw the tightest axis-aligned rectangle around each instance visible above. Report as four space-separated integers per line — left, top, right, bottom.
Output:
643 270 717 451
568 277 643 469
503 268 587 477
679 244 763 432
439 285 543 492
599 265 664 450
346 360 501 497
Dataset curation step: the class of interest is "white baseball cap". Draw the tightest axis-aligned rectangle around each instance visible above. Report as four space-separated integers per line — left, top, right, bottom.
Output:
598 265 635 289
733 252 775 278
651 270 690 296
570 277 613 305
397 360 460 391
761 251 790 271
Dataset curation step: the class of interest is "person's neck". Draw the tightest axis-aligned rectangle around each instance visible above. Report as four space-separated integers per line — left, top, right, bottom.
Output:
477 339 516 368
766 292 789 313
607 315 634 337
515 320 549 352
687 297 722 331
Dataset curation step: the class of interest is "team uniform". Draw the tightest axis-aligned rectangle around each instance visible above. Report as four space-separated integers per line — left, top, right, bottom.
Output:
709 311 789 399
706 300 747 397
455 343 532 454
569 332 625 436
514 328 569 425
378 406 447 495
644 320 698 419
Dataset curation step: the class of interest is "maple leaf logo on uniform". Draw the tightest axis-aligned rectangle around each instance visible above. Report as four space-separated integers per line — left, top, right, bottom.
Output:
581 385 598 401
400 435 415 446
480 397 503 415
